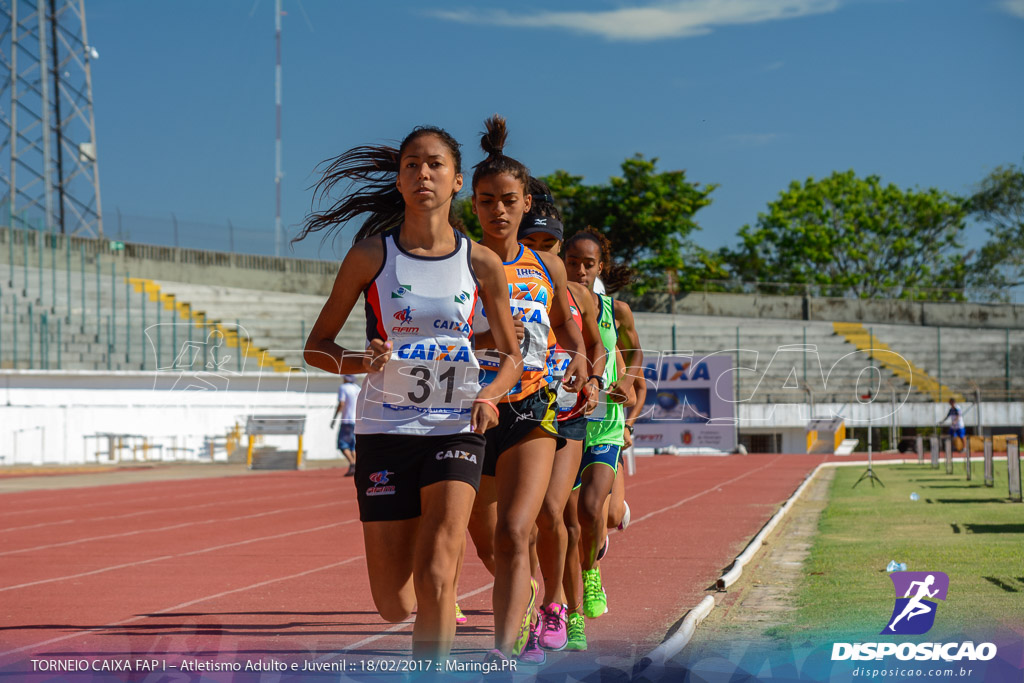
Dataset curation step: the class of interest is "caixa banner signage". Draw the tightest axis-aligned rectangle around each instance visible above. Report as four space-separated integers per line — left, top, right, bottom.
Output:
634 354 735 451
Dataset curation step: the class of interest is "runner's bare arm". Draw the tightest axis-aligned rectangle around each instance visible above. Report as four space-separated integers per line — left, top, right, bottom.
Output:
614 299 643 389
626 370 648 425
608 346 636 407
304 237 385 375
539 251 586 392
567 281 606 380
473 312 525 349
568 280 605 410
472 243 523 404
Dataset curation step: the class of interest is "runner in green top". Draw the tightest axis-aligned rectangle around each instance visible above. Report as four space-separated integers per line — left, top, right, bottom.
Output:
561 227 642 638
585 293 625 447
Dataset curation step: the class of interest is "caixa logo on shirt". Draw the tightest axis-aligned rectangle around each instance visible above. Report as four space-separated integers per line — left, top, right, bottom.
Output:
366 470 396 497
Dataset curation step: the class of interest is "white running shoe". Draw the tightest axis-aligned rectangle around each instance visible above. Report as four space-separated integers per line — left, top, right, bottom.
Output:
617 501 631 531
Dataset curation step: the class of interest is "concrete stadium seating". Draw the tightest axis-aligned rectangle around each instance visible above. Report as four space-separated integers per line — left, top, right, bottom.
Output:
2 260 1022 404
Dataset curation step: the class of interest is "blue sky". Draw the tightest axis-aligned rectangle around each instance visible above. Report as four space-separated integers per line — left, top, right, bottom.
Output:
88 0 1024 262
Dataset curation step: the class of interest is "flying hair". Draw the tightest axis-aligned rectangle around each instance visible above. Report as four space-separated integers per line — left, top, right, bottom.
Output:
294 126 464 247
564 226 636 293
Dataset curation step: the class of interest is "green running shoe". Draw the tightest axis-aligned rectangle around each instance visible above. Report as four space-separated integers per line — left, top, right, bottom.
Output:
512 577 538 656
582 568 607 618
565 611 587 651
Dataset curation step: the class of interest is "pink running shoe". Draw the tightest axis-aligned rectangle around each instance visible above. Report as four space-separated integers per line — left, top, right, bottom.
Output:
518 618 546 665
455 603 467 625
538 602 568 651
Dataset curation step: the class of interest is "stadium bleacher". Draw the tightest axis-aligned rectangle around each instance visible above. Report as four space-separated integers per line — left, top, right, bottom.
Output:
2 226 1023 405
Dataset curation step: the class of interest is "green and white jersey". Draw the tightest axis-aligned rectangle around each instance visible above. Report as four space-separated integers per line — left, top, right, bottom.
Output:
586 293 625 447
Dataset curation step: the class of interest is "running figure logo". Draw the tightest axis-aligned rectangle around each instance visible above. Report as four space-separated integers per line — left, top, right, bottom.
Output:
882 571 949 635
366 470 396 497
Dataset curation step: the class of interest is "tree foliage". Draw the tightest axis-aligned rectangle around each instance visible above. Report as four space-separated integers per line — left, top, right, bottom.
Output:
722 170 969 299
453 156 718 292
968 159 1024 293
543 156 718 292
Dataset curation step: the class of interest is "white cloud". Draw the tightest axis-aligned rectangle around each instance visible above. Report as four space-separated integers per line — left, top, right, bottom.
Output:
726 133 781 146
761 60 786 71
431 0 842 42
998 0 1024 19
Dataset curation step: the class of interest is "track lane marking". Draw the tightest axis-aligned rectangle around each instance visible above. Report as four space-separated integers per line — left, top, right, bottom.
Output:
0 484 354 535
0 555 366 660
631 456 782 527
0 519 358 593
0 500 350 556
0 472 345 519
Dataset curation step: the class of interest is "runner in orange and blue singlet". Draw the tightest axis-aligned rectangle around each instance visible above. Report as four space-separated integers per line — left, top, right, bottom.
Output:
462 116 587 666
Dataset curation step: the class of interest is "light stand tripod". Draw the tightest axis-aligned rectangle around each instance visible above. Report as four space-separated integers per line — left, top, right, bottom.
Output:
854 401 885 488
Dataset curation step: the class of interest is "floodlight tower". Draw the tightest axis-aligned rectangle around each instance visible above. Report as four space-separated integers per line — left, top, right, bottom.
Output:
0 0 103 236
274 0 282 257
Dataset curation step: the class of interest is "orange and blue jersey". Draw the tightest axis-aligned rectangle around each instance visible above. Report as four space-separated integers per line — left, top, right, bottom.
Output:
475 244 554 402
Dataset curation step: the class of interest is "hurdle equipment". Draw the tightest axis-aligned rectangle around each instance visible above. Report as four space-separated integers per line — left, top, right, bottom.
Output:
984 437 994 487
245 414 306 470
1008 439 1022 503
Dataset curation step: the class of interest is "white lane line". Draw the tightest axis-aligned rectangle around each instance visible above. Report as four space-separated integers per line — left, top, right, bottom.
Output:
630 457 781 527
0 500 346 556
337 581 496 654
0 484 352 535
0 519 357 593
624 465 708 491
0 475 337 519
0 555 366 660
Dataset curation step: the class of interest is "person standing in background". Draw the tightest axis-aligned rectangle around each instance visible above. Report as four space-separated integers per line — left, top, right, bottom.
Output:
332 375 361 476
941 397 966 452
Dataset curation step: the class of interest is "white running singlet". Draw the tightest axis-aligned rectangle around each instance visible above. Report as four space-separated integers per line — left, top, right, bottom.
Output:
356 228 482 436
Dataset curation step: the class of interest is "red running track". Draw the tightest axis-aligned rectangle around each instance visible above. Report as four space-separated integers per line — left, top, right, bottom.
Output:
0 453 883 676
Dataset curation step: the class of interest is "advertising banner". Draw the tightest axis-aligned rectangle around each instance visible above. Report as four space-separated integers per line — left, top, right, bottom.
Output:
634 354 735 451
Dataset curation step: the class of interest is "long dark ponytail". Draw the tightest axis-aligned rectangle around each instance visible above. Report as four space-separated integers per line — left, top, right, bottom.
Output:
294 126 464 247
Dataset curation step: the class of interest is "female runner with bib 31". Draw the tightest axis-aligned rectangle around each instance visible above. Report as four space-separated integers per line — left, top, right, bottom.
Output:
300 126 523 661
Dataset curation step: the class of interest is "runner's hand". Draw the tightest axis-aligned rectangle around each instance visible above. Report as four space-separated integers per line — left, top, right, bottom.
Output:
512 311 525 343
562 354 587 393
363 339 392 373
582 379 600 415
471 401 499 434
608 380 632 405
623 427 633 449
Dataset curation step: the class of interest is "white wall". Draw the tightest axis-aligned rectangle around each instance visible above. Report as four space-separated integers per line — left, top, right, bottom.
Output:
2 370 1019 463
0 370 342 465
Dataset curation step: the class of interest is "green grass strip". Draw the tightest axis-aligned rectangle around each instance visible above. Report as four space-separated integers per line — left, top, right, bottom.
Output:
775 459 1023 641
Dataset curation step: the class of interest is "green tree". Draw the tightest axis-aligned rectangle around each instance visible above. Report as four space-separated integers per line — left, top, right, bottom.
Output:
545 155 718 292
454 155 719 293
454 195 482 241
968 159 1024 294
723 170 969 299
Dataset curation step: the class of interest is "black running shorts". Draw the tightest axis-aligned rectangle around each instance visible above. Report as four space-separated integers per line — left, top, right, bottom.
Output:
354 432 486 522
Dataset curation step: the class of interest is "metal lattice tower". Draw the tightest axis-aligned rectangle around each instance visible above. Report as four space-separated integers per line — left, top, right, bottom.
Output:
0 0 103 236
